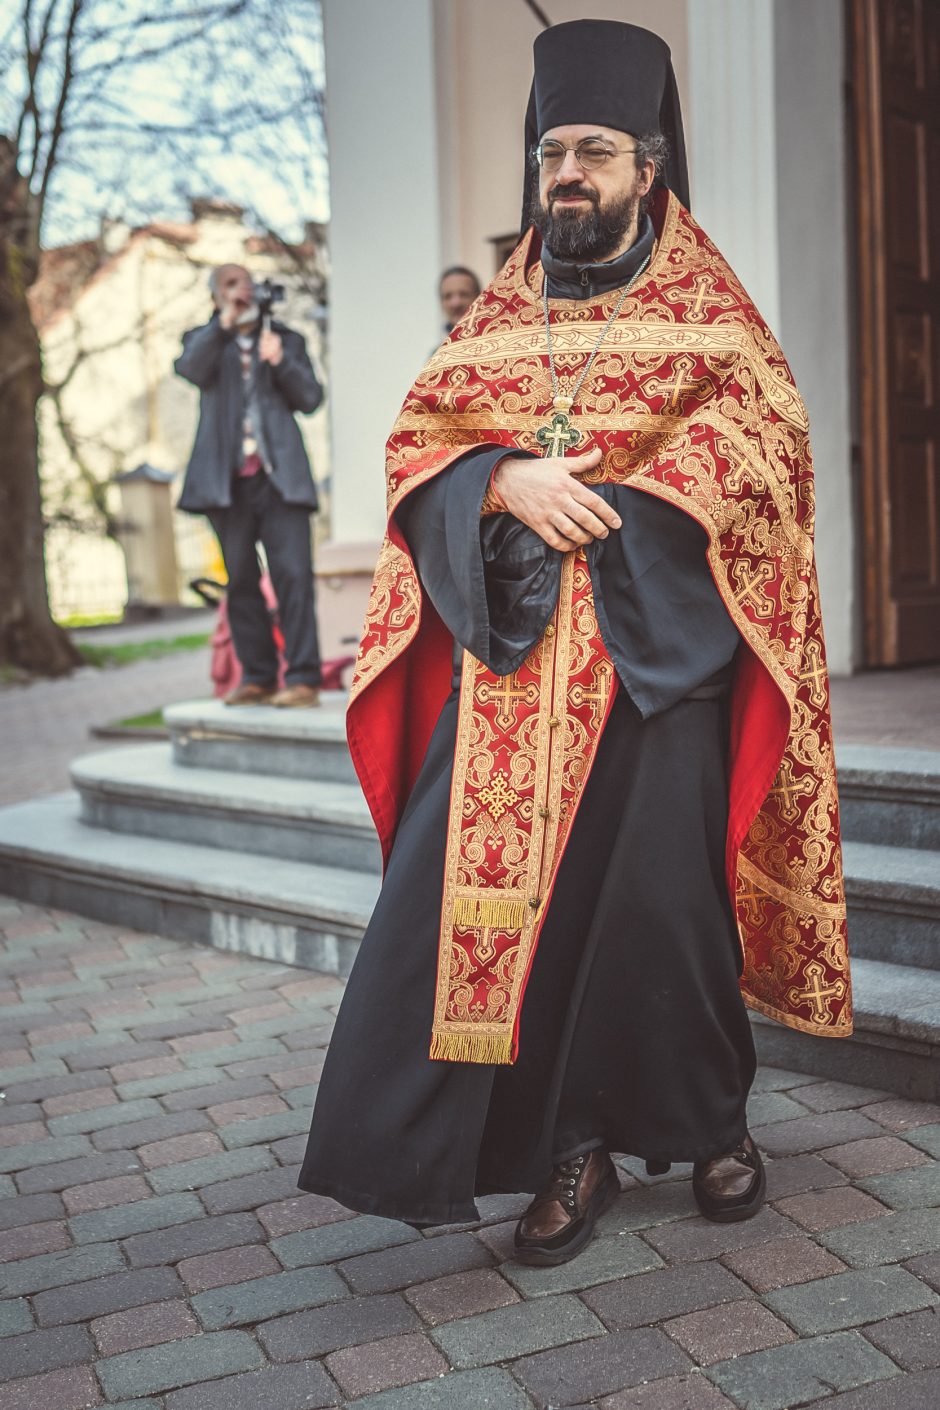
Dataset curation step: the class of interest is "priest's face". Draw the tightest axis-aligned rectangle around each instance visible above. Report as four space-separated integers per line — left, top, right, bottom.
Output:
531 122 654 262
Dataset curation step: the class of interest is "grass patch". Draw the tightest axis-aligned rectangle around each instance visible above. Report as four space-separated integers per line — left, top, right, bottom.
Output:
57 611 123 628
77 633 210 669
91 705 169 738
117 708 165 729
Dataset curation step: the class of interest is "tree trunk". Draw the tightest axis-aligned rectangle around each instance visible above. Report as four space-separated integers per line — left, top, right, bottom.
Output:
0 240 81 676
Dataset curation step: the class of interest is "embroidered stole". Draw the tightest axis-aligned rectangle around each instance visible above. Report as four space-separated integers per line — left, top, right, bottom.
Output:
430 551 615 1064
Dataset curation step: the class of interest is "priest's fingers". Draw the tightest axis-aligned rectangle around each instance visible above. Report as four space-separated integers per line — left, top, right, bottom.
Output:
567 483 622 531
549 515 593 548
560 446 603 475
542 527 584 552
561 498 612 540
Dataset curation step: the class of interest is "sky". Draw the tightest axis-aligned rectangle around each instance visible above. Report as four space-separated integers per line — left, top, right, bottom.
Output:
1 0 330 248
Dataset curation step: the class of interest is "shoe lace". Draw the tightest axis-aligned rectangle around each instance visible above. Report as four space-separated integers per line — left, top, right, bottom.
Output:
544 1153 588 1212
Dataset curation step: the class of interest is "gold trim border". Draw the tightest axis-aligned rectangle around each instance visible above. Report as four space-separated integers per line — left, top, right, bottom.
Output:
745 989 853 1037
738 855 848 922
431 554 576 1051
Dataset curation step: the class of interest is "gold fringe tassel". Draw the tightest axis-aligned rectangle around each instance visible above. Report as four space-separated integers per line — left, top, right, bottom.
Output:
453 893 528 932
429 1028 515 1065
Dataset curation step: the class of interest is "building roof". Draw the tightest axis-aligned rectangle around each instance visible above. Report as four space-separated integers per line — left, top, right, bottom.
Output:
29 202 327 329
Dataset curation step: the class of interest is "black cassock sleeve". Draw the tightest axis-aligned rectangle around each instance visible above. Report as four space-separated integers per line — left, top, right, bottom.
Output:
587 482 741 717
394 445 740 715
394 446 560 679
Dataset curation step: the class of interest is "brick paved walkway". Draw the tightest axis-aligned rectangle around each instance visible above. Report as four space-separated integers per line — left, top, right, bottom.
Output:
0 650 211 808
2 900 940 1410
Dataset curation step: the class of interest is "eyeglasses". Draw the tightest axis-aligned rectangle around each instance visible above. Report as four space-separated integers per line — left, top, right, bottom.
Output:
534 139 638 172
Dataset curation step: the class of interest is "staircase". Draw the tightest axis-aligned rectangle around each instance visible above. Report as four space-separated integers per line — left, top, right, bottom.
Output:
0 704 936 1097
752 745 940 1100
0 696 378 978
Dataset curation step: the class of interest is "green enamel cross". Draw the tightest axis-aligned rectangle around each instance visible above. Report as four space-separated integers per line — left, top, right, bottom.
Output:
536 411 582 457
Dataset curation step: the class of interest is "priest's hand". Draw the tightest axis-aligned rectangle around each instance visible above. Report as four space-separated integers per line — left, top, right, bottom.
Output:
493 447 621 552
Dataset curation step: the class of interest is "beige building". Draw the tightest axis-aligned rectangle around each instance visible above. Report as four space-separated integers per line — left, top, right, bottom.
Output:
321 0 939 677
34 201 330 621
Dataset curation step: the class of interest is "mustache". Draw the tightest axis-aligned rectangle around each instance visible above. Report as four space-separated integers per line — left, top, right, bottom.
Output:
548 185 598 206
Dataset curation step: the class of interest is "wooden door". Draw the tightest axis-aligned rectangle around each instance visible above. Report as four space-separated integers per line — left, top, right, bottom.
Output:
850 0 940 664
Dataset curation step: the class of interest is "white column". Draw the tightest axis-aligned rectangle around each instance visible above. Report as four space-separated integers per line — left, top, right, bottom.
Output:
322 0 445 544
772 0 855 675
687 0 855 672
686 0 782 336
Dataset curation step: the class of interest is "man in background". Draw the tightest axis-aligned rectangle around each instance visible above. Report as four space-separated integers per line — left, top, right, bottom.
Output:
439 264 481 335
175 264 324 707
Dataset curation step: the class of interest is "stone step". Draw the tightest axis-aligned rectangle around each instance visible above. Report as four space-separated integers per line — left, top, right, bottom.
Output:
837 744 940 850
0 792 377 977
72 746 940 970
753 956 940 1102
0 793 935 1098
165 703 940 852
164 696 356 783
72 745 380 873
842 839 940 969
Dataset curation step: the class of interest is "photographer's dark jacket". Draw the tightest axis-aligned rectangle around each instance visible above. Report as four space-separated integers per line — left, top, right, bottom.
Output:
175 315 323 512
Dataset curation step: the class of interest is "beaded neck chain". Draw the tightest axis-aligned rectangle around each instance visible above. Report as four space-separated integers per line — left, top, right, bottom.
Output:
536 254 650 457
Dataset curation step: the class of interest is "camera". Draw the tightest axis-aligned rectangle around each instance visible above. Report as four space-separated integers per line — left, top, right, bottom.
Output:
254 279 285 315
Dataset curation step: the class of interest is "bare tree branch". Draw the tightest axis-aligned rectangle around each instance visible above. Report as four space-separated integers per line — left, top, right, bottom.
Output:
46 378 121 539
1 0 327 674
37 0 83 217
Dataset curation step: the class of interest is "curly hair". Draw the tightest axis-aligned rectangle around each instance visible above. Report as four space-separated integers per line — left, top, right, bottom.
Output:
633 131 670 218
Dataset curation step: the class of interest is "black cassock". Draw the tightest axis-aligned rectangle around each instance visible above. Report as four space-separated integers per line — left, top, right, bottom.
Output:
299 230 757 1226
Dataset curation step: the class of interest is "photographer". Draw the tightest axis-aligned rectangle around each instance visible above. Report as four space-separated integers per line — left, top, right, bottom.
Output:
175 263 324 707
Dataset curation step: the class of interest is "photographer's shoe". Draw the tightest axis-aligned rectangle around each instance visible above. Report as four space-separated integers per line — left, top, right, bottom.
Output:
693 1134 765 1222
513 1149 620 1267
270 684 321 708
224 683 276 706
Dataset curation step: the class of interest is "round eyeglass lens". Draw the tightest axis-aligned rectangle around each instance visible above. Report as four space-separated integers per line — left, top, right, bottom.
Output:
538 141 612 171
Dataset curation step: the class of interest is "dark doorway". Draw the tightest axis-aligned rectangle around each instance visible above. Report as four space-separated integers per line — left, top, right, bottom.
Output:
848 0 940 665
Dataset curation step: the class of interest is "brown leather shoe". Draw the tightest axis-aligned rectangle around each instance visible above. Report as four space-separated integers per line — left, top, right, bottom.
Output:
224 683 276 706
693 1134 765 1222
514 1149 620 1266
270 684 321 708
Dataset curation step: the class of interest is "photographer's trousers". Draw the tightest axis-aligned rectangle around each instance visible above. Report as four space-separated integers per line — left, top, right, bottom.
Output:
208 474 322 688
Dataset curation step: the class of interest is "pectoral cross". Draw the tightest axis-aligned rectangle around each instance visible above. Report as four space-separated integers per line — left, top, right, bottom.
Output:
536 397 582 457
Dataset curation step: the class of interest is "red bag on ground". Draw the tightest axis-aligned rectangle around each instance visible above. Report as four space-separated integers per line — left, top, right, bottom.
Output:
194 575 355 698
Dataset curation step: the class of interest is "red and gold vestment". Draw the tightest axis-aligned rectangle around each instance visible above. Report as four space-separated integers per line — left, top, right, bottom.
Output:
347 187 851 1064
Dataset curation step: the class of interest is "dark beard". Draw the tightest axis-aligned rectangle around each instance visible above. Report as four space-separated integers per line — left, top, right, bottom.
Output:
529 184 640 262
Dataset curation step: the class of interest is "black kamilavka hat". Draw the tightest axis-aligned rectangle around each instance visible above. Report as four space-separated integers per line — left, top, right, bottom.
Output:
520 19 690 232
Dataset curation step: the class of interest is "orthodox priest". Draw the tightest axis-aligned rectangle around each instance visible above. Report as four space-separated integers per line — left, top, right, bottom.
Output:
300 19 851 1266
